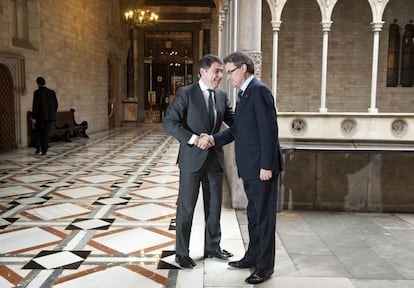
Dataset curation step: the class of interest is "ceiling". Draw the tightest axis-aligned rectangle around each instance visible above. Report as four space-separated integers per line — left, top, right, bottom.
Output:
145 0 215 7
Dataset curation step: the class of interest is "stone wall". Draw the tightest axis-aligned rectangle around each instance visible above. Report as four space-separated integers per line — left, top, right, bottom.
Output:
0 0 125 147
281 150 414 212
261 0 414 113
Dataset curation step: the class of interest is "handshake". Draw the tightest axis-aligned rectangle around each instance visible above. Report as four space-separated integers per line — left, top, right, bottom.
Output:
195 133 215 150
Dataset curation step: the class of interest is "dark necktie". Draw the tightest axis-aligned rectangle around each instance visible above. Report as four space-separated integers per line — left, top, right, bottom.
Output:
207 89 215 129
237 89 244 103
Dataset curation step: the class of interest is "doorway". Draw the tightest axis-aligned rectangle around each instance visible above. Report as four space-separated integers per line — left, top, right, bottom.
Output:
0 63 16 152
144 31 194 122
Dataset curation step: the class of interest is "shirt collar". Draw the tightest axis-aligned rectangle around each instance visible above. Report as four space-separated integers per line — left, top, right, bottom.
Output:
198 80 209 93
240 75 254 93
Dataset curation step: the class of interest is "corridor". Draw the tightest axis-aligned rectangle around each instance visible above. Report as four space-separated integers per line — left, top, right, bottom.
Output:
1 125 414 288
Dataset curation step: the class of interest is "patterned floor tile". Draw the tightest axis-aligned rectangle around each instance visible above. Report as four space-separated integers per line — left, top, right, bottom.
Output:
93 227 174 254
116 203 176 221
0 227 62 254
133 187 177 199
66 218 115 230
0 186 36 198
0 127 184 287
23 250 91 269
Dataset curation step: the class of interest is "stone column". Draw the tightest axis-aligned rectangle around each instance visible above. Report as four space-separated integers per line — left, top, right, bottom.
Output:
122 28 138 126
368 21 384 113
218 9 226 58
238 0 262 78
135 27 145 122
271 20 282 102
319 21 332 113
225 0 263 209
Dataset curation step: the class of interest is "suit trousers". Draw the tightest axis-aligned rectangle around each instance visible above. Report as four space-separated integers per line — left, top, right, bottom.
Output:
243 176 278 270
34 120 52 154
175 150 224 256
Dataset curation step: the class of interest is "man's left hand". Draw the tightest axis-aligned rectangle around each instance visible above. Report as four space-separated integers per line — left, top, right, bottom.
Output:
259 169 273 181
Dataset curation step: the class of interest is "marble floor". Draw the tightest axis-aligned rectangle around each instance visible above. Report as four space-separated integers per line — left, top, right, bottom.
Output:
0 126 249 288
1 125 414 288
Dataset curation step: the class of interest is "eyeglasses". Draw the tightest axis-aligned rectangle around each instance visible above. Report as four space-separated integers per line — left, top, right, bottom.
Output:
226 66 239 75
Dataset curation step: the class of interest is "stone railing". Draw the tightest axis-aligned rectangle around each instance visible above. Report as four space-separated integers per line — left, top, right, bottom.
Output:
278 112 414 148
224 113 414 211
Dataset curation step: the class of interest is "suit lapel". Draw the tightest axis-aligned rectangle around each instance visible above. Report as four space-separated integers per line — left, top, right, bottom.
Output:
234 78 258 125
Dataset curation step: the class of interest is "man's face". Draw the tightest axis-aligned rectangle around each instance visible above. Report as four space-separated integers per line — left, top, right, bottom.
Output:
200 61 223 89
225 62 244 89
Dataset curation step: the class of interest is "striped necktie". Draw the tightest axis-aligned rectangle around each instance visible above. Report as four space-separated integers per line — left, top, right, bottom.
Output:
207 89 215 129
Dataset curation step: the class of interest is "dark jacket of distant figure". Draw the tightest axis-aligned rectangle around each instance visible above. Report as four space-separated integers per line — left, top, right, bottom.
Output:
32 86 58 121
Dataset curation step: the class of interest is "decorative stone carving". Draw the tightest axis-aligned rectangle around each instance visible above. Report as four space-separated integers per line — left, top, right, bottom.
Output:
290 119 306 136
246 51 262 79
341 118 357 136
0 52 25 93
391 119 407 137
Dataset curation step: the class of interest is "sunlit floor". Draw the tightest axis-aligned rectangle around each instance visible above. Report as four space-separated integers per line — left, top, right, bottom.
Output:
1 125 414 288
0 126 249 288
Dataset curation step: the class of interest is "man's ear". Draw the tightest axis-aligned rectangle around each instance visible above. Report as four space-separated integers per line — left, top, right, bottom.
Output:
241 63 247 72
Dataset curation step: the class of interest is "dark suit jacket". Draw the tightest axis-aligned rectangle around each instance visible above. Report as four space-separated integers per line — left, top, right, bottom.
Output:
32 86 58 121
163 82 234 172
214 78 283 181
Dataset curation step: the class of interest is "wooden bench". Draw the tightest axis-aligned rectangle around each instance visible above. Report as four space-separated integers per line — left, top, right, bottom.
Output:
27 108 88 147
54 108 89 141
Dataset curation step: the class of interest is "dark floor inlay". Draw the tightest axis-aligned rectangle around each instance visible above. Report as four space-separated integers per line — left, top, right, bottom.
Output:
65 218 115 230
157 250 180 269
92 197 131 205
23 250 91 269
169 219 176 230
0 217 18 229
9 196 51 205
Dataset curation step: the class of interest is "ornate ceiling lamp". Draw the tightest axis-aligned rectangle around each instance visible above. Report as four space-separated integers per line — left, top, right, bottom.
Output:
124 8 159 27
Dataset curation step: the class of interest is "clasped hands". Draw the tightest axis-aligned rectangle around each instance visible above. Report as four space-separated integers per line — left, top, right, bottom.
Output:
195 133 215 150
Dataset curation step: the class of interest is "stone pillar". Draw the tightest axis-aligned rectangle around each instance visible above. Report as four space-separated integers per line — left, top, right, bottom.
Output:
218 9 224 58
225 0 264 209
319 21 332 113
368 21 384 113
271 20 282 103
122 29 138 126
238 0 262 78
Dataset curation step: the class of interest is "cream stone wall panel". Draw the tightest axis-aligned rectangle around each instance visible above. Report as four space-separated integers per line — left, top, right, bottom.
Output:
277 0 322 112
327 0 372 112
22 0 123 139
0 0 125 147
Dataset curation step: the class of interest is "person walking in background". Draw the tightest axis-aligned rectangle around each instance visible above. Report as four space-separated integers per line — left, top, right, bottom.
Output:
163 54 234 268
199 51 283 284
31 76 58 155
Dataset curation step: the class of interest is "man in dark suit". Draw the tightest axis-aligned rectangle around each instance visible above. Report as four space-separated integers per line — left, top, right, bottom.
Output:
163 54 235 268
201 51 283 284
31 76 58 155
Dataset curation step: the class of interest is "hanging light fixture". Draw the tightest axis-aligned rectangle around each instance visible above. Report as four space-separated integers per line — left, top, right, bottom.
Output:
124 8 159 27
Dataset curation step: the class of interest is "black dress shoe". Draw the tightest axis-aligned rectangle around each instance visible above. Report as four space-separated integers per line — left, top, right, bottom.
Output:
245 269 274 284
228 258 255 269
175 255 196 268
34 149 41 155
204 248 233 260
